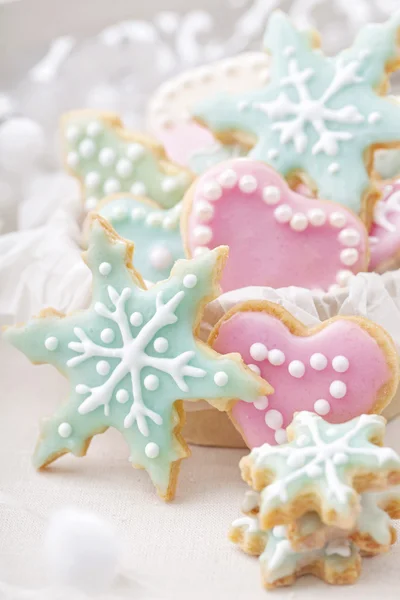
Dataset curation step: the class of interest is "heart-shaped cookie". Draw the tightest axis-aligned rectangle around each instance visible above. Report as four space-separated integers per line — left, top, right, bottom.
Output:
182 159 369 292
209 301 398 448
369 179 400 272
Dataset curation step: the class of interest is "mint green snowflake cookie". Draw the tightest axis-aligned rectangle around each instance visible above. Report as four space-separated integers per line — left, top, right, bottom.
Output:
97 195 184 283
4 216 270 500
194 11 400 222
62 110 193 211
240 412 400 529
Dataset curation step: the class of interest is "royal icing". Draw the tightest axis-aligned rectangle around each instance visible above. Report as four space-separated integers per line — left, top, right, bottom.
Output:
210 303 397 448
4 217 268 500
193 11 400 218
184 159 368 292
369 180 400 272
62 111 193 211
98 196 184 283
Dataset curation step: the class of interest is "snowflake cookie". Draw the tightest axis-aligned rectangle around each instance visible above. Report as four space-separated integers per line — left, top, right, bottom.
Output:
62 110 193 211
194 10 400 223
210 301 399 448
240 412 400 529
97 195 184 283
4 216 270 500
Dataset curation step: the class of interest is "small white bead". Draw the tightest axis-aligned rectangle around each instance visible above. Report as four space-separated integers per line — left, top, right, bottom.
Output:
86 121 103 137
248 364 261 375
85 172 100 189
103 178 121 195
149 245 173 271
58 423 72 438
267 149 279 160
144 374 159 391
262 186 281 205
214 371 229 387
45 336 59 351
116 158 133 178
126 143 145 161
332 356 349 373
314 399 331 415
307 208 326 226
193 225 212 245
79 138 96 158
217 169 237 188
111 206 128 221
340 248 359 266
116 389 129 404
100 328 115 344
338 228 361 247
66 152 79 168
336 269 354 287
130 312 143 326
328 162 340 174
131 207 146 220
130 182 147 196
274 204 292 223
162 177 179 193
154 337 168 353
66 125 80 142
288 360 305 378
183 274 197 288
275 429 287 444
146 212 163 227
96 360 110 376
203 180 222 201
290 213 308 231
195 201 214 222
330 380 347 399
238 175 257 193
145 442 160 459
250 343 268 361
329 212 347 228
99 262 112 276
310 353 327 371
254 396 269 410
98 147 116 167
265 409 283 430
268 349 285 366
333 452 349 465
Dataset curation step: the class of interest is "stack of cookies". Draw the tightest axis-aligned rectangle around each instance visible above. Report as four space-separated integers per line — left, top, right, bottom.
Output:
230 411 400 589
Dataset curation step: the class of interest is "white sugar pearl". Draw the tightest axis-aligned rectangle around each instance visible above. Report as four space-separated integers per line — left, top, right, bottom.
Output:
161 177 179 193
195 201 214 222
86 121 103 137
274 204 292 223
340 248 359 266
333 452 349 465
96 360 110 376
218 169 237 188
66 125 80 142
127 143 145 161
116 389 129 403
239 175 257 193
183 274 197 288
85 197 98 211
193 225 212 245
103 178 121 195
288 360 305 378
130 312 143 326
329 212 347 228
144 374 159 391
58 422 72 438
100 328 114 344
314 399 331 415
336 269 353 287
262 186 281 205
45 336 59 351
214 371 229 386
330 380 347 399
307 208 326 226
131 207 146 220
79 139 96 158
112 206 128 221
116 158 133 178
149 245 173 271
265 409 283 430
146 212 163 227
85 172 100 189
154 337 168 353
99 262 112 276
338 228 361 247
332 356 349 373
310 353 327 371
145 442 160 459
275 429 287 444
67 152 79 168
248 364 261 375
328 162 340 174
268 349 285 366
290 213 308 231
254 396 269 410
130 182 147 196
203 181 222 201
250 343 268 362
98 147 116 167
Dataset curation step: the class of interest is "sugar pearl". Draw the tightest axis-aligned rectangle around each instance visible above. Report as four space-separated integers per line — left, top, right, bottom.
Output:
79 139 96 158
144 374 159 391
214 371 229 387
310 353 327 371
239 175 257 193
116 158 133 178
218 169 237 188
336 269 353 287
275 429 287 444
329 212 347 228
154 337 168 353
288 360 305 378
98 147 116 166
332 356 349 373
195 201 214 222
45 336 59 351
265 409 283 430
103 178 121 195
254 396 269 410
85 196 98 211
58 422 72 438
330 380 347 399
99 262 112 276
149 245 173 271
290 213 308 231
100 328 115 344
274 204 292 223
145 442 160 458
130 312 143 326
340 248 359 266
250 343 268 361
268 349 285 366
130 182 147 196
314 399 331 415
203 181 222 201
126 143 145 161
86 121 102 137
307 208 326 226
193 225 212 245
262 186 280 205
116 389 129 403
183 274 197 288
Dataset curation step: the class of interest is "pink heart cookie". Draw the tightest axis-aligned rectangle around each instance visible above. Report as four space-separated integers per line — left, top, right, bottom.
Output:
369 180 400 272
209 302 398 448
183 159 369 292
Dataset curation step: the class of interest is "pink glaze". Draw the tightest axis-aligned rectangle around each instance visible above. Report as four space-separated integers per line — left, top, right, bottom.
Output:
212 309 392 448
185 159 369 292
155 122 215 165
369 180 400 271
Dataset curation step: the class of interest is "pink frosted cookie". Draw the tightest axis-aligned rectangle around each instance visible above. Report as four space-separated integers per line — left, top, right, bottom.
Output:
369 179 400 272
209 302 398 448
182 159 369 292
147 53 269 166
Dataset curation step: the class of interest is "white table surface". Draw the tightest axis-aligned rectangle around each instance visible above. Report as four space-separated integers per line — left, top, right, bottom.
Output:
1 338 400 599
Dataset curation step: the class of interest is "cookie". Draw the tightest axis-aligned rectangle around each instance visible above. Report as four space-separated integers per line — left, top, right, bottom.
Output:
369 179 400 272
209 301 399 448
229 515 267 556
147 52 269 167
96 195 184 283
189 142 245 175
239 412 400 530
4 216 270 501
182 159 369 292
194 10 400 225
62 110 193 211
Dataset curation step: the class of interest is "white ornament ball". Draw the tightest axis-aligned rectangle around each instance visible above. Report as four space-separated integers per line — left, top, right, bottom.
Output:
0 117 46 173
43 507 120 593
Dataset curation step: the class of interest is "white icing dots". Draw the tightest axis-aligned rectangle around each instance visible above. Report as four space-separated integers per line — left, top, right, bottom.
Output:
103 178 121 195
99 262 112 276
144 374 159 391
130 312 143 327
145 442 160 459
203 180 222 201
79 139 96 158
86 121 102 137
254 396 269 410
66 125 80 142
307 208 326 226
265 409 283 430
274 204 292 223
126 143 145 161
195 201 214 222
100 328 115 344
116 158 133 178
262 186 281 205
328 162 340 174
96 360 110 376
149 245 173 271
288 360 305 378
98 147 116 167
368 112 381 124
45 336 59 351
290 213 308 231
131 207 146 220
310 353 327 371
332 356 349 373
162 177 180 193
329 212 347 228
248 364 261 375
183 274 198 289
218 169 237 188
58 422 72 439
193 225 212 245
116 389 129 404
214 371 229 387
329 380 347 399
250 343 268 361
154 337 168 353
267 149 279 160
112 206 128 221
336 269 353 287
340 248 359 266
275 429 287 444
130 182 147 196
239 175 257 193
67 152 79 168
268 349 285 366
314 399 331 415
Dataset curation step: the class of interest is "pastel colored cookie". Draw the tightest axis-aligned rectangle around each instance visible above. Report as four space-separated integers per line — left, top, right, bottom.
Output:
182 159 369 292
369 179 400 272
209 301 398 448
4 216 270 501
147 53 269 166
240 412 400 530
97 195 184 283
189 142 246 175
194 10 400 224
62 110 193 211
